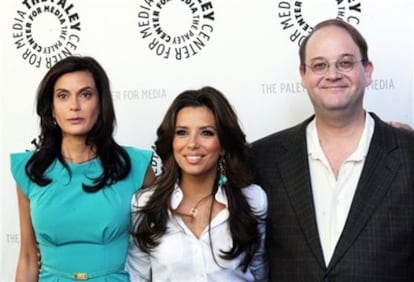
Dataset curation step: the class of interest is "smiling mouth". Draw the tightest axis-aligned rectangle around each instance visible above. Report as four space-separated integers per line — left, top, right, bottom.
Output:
323 84 347 89
185 155 203 163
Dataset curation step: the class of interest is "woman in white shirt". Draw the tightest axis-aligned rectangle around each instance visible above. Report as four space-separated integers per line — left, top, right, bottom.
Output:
126 86 268 281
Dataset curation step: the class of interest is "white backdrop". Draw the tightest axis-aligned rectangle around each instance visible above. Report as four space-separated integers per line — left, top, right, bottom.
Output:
1 0 413 280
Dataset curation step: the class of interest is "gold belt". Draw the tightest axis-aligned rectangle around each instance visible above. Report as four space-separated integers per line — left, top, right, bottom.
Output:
42 265 124 280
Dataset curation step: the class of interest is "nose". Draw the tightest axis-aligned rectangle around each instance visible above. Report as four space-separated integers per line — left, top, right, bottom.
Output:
325 63 342 79
70 97 80 111
187 134 199 149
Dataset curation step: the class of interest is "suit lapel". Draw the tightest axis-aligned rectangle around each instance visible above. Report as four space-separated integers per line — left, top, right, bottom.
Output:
327 114 401 270
277 117 327 269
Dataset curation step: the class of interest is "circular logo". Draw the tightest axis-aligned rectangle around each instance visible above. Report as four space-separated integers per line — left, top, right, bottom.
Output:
11 0 82 69
277 0 363 46
137 0 216 60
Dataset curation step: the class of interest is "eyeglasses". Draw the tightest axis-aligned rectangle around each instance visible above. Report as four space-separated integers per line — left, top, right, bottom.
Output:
304 56 363 75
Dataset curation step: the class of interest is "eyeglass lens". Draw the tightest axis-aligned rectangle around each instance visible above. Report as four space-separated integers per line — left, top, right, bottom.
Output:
309 56 360 74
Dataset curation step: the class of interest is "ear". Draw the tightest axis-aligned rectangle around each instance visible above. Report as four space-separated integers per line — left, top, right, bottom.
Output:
299 65 307 88
363 61 374 87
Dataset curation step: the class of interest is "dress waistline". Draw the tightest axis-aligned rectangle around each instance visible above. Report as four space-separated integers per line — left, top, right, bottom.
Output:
42 265 125 280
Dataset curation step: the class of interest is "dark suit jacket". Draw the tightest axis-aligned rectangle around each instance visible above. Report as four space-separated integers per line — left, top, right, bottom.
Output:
249 113 414 282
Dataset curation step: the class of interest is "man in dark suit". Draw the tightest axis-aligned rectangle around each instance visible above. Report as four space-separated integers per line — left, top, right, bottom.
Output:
250 19 414 281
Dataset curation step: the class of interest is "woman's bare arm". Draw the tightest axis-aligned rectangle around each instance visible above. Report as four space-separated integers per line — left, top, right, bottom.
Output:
15 186 39 282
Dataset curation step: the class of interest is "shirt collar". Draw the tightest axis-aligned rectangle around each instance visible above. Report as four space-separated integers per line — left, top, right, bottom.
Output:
307 112 375 162
170 182 228 210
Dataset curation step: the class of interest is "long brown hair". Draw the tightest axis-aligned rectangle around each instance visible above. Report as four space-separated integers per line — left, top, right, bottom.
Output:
132 86 262 270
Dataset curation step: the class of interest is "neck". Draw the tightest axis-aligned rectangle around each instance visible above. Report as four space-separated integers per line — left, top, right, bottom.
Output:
315 110 366 141
61 137 96 164
174 181 215 220
314 111 367 178
179 174 216 199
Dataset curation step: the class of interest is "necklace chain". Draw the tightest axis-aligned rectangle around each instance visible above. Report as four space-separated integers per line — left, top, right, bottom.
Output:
62 153 96 164
175 194 212 219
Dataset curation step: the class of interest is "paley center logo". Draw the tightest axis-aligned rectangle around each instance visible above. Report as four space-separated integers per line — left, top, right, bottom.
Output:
137 0 215 60
11 0 81 69
277 0 362 46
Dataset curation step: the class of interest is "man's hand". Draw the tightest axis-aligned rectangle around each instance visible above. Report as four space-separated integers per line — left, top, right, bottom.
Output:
389 121 413 131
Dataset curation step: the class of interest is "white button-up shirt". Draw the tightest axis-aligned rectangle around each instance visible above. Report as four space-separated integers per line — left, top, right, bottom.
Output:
126 183 268 282
306 113 374 265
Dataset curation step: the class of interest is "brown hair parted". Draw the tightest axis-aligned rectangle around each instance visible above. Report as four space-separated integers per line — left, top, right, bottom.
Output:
132 86 263 270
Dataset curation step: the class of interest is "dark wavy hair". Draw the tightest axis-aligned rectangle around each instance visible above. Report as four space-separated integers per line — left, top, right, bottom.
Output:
132 86 262 270
25 55 131 192
299 19 370 72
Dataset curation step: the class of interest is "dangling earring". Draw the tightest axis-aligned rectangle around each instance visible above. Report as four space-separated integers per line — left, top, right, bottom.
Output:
218 156 228 186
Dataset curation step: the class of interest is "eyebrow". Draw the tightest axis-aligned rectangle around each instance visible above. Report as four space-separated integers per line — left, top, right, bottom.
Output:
54 86 96 93
175 125 217 130
311 53 356 61
78 86 96 92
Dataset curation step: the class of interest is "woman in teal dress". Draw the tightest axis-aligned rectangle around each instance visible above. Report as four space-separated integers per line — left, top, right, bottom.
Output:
10 55 155 281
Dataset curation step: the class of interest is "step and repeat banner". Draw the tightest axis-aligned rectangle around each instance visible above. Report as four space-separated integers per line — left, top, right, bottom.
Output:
1 0 413 280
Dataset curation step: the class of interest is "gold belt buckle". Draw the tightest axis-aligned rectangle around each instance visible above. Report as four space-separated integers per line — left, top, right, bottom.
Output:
74 272 88 280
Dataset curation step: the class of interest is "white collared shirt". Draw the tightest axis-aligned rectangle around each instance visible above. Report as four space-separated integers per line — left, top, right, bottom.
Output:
306 113 375 265
126 183 268 282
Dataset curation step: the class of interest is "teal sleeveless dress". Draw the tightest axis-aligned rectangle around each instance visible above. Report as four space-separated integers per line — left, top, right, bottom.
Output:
10 146 152 281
